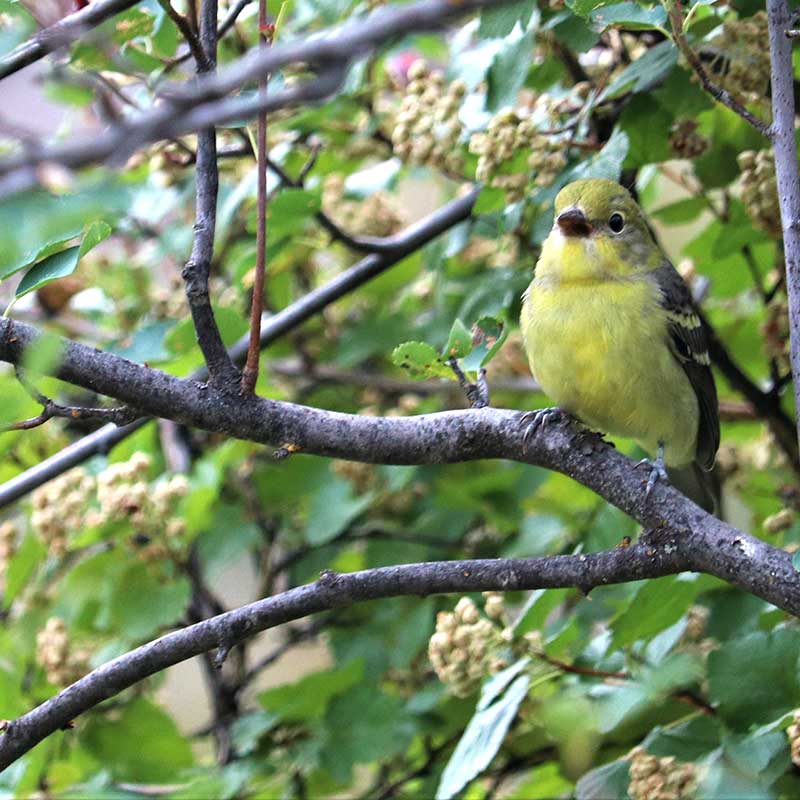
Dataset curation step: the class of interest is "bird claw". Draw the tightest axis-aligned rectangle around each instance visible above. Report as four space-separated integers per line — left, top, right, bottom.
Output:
636 445 668 498
520 407 563 452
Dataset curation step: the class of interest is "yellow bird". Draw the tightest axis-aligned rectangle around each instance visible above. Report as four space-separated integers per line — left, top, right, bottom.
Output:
520 178 719 511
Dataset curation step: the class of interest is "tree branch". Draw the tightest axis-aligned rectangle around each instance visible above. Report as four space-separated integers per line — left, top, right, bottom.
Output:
664 0 772 137
767 0 800 455
0 0 140 81
0 0 518 197
180 0 240 390
0 317 798 609
0 189 478 509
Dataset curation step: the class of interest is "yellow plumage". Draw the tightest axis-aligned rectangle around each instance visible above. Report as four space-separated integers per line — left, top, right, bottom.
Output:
520 178 719 507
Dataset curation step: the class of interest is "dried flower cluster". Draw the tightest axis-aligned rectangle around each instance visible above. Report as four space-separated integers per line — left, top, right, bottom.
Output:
36 617 90 688
738 149 781 238
628 746 697 800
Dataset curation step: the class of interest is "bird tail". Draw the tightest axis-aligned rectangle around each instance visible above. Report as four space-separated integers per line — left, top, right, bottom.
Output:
667 462 721 516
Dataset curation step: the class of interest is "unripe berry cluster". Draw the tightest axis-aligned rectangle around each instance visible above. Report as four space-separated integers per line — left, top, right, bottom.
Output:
764 507 794 535
427 595 507 697
469 105 568 201
712 12 770 104
668 119 709 160
627 746 697 800
391 60 466 174
762 292 790 373
787 709 800 766
36 617 90 688
322 175 405 239
0 521 16 592
32 468 96 556
738 149 782 238
96 453 189 561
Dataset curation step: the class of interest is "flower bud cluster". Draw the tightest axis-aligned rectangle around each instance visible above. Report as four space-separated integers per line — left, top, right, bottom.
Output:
332 459 377 494
764 507 794 535
96 453 189 561
391 60 466 174
32 468 96 557
36 617 90 688
712 12 770 104
0 521 16 592
683 605 709 642
738 149 782 238
627 746 697 800
668 119 709 160
322 175 405 239
469 105 568 201
787 709 800 766
762 292 790 373
428 595 507 697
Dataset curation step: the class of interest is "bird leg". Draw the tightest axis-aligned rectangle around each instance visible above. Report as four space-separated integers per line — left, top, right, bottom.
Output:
520 407 565 452
636 441 669 498
448 358 490 408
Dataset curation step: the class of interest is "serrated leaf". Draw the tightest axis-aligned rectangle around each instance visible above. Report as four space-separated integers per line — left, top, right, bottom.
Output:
462 316 508 370
610 576 698 649
437 670 530 799
589 1 667 32
599 40 677 100
479 0 535 37
392 341 453 380
708 629 800 728
444 318 472 359
486 29 535 112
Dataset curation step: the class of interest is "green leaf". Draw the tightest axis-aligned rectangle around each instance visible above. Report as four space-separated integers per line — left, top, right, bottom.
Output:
650 196 708 224
267 188 321 241
108 563 191 642
485 29 535 112
321 683 417 783
474 186 507 214
575 760 631 800
589 2 667 31
21 330 63 376
392 341 453 380
478 0 535 37
462 316 508 370
437 668 531 799
14 219 110 301
444 318 472 359
304 475 372 545
567 127 630 183
600 40 677 100
3 533 45 608
611 576 699 649
708 629 800 729
82 697 193 781
792 550 800 572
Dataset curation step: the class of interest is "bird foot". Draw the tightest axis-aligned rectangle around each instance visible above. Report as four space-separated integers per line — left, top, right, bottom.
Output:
520 407 564 452
636 444 668 498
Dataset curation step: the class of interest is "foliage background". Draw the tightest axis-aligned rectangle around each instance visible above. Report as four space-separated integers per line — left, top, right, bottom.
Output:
0 0 799 797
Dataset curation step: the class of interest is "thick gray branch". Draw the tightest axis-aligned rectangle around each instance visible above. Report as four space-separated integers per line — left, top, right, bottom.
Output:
767 0 800 453
0 317 797 617
0 546 684 770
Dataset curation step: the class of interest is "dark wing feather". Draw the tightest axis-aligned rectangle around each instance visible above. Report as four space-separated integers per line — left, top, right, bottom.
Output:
653 262 720 471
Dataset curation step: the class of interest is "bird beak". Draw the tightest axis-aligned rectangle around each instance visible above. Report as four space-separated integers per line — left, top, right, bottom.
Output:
556 206 592 238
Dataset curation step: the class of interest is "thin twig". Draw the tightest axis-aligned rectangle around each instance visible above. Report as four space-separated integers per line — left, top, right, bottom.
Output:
157 0 210 69
241 1 272 394
263 154 401 254
181 0 241 390
0 0 140 80
665 0 772 137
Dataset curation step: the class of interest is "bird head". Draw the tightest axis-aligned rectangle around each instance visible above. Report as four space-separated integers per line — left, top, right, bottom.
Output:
540 178 660 281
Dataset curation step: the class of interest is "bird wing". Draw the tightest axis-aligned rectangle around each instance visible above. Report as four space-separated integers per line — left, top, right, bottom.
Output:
653 262 720 471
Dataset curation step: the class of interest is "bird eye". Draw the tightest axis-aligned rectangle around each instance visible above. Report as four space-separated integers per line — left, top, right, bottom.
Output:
608 213 625 233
